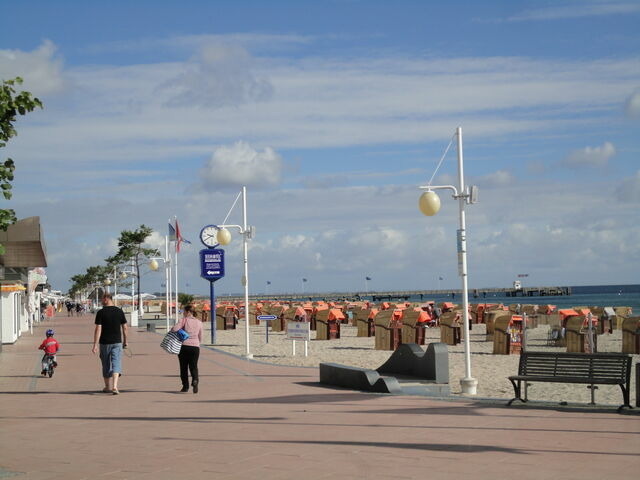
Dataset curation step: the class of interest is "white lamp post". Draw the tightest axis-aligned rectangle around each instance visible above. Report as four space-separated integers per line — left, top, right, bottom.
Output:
149 256 170 330
214 186 254 359
418 126 478 395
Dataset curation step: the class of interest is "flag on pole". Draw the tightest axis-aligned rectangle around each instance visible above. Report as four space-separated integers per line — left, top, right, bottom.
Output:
365 276 371 281
175 219 192 253
302 278 307 282
267 281 271 285
439 276 444 281
168 222 176 241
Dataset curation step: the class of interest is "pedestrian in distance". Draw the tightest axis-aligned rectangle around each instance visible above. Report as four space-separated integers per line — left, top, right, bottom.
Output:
92 293 128 395
38 328 60 375
171 304 203 393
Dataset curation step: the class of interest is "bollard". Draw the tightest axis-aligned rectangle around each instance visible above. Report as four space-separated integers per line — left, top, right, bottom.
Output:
146 323 156 333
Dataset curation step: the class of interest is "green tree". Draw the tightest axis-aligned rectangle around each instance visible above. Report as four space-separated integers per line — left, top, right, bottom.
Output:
178 293 194 307
68 265 109 300
0 77 43 254
111 225 160 313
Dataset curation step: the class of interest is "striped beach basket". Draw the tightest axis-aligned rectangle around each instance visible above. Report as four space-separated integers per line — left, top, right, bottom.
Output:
160 331 182 354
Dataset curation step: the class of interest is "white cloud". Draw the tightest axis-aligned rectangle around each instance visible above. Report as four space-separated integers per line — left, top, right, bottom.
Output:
615 170 640 202
563 141 616 168
161 43 273 108
625 91 640 118
506 2 640 22
474 170 515 188
199 141 283 189
0 40 66 95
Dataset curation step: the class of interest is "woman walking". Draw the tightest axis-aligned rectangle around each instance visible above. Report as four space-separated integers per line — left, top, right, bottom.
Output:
171 304 203 393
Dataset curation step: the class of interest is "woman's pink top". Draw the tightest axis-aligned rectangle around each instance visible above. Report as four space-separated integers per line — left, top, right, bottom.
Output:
171 315 203 347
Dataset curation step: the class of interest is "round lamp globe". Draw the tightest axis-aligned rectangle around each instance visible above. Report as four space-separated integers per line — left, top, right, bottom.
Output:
217 228 232 245
419 191 441 216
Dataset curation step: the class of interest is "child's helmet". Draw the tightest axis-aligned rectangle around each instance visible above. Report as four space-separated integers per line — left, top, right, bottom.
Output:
46 329 54 337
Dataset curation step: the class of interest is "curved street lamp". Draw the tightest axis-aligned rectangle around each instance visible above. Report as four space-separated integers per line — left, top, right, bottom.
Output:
210 186 254 359
418 127 478 395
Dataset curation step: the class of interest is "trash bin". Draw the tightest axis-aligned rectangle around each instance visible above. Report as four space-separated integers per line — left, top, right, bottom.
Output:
439 311 461 346
621 317 640 354
374 309 401 351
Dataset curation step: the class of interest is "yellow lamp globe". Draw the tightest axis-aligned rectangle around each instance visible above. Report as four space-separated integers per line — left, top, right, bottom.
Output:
418 191 441 216
149 259 159 271
104 278 111 286
217 227 232 245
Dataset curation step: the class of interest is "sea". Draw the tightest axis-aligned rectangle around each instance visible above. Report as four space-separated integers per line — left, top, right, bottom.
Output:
396 284 640 313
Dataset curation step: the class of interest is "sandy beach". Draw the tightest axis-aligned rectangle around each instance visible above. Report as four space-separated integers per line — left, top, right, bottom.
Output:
191 318 639 407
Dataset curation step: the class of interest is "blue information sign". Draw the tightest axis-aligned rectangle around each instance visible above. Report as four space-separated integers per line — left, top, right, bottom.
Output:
200 248 225 281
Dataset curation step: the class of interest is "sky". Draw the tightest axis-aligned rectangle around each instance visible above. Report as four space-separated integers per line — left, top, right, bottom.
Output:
1 0 639 296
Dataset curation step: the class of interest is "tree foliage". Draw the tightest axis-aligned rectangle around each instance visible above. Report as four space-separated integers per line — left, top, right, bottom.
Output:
178 293 195 307
68 225 160 305
0 77 43 254
68 265 109 299
112 225 160 311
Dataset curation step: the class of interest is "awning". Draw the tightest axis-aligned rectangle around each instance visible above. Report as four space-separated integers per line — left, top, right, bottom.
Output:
0 217 47 268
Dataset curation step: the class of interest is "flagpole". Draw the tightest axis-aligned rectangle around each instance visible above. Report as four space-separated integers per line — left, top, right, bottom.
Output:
167 218 173 324
174 217 179 325
165 234 170 331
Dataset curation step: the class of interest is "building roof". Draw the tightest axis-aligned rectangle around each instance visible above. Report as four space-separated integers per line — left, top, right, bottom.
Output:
0 216 47 268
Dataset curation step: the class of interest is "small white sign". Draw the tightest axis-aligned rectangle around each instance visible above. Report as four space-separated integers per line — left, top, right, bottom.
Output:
286 321 311 341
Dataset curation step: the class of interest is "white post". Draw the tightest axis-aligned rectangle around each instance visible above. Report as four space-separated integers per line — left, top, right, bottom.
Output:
292 340 296 356
167 233 173 325
587 312 595 352
242 186 252 359
304 340 308 357
131 258 135 314
456 127 477 395
174 227 179 325
114 268 118 306
165 235 170 331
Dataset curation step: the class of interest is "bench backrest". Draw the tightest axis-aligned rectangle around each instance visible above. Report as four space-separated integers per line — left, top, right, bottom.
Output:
519 352 631 382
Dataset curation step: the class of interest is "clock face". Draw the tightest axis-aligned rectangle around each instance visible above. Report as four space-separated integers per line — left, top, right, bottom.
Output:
200 225 219 247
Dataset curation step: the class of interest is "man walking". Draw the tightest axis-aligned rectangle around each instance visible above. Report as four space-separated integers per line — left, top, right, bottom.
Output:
92 293 128 394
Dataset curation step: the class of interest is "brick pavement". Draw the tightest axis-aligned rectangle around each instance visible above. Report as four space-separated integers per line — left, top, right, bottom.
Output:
0 313 638 479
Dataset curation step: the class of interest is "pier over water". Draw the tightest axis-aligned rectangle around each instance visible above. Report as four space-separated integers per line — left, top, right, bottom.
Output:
223 286 572 302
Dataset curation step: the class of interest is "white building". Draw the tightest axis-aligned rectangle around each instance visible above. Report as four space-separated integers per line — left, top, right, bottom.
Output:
0 217 48 347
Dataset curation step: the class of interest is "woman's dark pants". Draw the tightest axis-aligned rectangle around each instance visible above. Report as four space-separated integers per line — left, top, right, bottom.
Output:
178 345 199 388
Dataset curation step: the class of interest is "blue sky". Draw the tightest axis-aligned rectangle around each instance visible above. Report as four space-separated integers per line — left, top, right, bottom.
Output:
1 0 639 296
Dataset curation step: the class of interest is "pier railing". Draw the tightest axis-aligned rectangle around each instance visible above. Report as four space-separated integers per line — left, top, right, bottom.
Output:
217 286 571 302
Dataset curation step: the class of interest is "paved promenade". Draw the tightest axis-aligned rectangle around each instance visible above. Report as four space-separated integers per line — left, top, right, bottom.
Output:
1 313 638 479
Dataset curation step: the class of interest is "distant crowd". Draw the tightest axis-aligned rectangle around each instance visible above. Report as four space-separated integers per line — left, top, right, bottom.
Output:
65 300 85 316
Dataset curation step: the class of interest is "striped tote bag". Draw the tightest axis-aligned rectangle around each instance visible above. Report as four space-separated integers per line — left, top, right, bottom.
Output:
160 330 182 354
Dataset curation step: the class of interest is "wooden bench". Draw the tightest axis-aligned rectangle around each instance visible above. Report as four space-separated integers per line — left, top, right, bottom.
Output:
507 351 633 410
